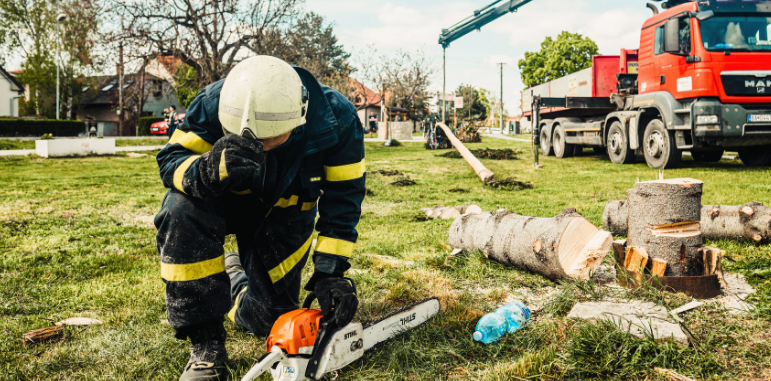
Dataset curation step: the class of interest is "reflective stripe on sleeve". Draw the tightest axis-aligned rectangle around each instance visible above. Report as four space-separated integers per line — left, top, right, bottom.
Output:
301 201 317 211
274 195 299 208
218 150 229 181
324 159 365 182
268 234 313 284
315 236 354 258
161 255 225 282
173 155 200 193
168 130 213 155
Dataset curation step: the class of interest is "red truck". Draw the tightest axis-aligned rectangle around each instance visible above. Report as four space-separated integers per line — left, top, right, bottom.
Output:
522 0 771 168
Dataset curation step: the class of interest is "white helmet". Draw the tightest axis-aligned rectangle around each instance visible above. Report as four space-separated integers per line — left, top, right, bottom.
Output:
218 55 309 139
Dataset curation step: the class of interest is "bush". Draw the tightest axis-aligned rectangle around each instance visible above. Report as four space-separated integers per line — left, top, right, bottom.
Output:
138 116 165 136
0 119 86 137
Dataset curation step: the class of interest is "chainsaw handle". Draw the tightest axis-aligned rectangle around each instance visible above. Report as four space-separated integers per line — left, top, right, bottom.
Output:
301 277 357 310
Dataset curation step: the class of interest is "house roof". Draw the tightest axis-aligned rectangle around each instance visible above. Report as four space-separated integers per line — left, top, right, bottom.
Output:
156 55 183 76
81 73 161 105
0 64 23 93
350 78 382 107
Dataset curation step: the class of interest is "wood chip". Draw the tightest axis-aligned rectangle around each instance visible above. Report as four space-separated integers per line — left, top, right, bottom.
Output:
55 317 104 326
23 325 64 344
651 258 668 277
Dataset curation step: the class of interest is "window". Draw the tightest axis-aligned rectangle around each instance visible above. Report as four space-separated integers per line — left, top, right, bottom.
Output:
679 18 691 55
655 26 664 55
701 15 771 52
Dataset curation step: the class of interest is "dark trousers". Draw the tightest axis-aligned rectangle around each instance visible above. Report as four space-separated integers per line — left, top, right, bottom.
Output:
154 190 315 339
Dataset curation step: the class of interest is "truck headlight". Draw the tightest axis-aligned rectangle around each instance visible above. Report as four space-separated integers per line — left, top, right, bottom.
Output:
696 115 720 124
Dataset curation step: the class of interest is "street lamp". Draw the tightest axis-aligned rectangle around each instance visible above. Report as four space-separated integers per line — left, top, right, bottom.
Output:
56 13 67 120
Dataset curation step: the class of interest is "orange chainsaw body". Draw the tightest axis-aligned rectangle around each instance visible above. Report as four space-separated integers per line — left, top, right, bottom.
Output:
265 308 324 355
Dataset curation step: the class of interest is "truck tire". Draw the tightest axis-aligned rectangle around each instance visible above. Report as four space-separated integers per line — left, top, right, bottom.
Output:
552 125 574 159
738 146 771 166
540 128 553 156
691 149 724 162
643 119 681 169
607 121 635 164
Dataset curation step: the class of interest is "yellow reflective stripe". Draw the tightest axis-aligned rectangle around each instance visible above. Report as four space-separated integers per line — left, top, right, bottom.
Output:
218 150 229 181
227 287 247 323
173 155 200 193
301 201 317 211
315 236 355 258
161 255 225 282
274 195 299 208
268 235 313 284
230 189 252 195
324 159 365 182
168 130 213 155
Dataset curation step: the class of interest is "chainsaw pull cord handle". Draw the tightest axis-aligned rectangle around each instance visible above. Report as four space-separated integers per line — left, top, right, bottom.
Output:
303 277 356 380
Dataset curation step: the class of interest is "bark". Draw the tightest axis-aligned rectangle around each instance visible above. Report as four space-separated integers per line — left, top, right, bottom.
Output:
626 178 704 276
436 122 496 184
603 200 771 243
448 209 611 280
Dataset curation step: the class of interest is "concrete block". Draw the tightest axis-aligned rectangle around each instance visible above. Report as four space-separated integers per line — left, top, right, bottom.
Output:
378 121 414 141
567 300 689 346
36 139 116 158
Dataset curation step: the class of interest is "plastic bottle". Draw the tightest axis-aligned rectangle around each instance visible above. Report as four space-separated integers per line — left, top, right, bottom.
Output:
472 301 531 344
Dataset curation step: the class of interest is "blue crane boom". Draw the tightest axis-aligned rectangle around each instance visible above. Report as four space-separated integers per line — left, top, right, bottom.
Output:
438 0 535 48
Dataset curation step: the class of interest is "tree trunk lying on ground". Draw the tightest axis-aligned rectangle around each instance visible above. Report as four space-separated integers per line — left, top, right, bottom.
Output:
626 178 704 276
604 200 771 243
422 205 483 219
436 122 496 184
448 208 612 280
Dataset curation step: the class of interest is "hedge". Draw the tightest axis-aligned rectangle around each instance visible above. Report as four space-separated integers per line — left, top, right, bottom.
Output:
138 116 165 136
0 119 86 137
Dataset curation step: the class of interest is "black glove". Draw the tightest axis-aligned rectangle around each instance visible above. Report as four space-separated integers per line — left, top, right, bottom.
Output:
195 135 264 198
312 277 358 327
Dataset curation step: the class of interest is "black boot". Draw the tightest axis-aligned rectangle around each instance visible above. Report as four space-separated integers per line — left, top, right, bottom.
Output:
180 324 227 381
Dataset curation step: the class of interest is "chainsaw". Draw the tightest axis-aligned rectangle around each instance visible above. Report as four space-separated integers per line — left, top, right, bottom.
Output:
241 289 440 381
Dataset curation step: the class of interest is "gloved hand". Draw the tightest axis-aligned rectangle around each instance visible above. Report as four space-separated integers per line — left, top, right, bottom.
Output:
197 135 264 197
312 277 358 327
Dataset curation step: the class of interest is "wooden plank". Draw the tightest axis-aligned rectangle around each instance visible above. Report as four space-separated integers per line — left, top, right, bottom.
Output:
624 246 649 274
703 246 727 287
651 258 668 277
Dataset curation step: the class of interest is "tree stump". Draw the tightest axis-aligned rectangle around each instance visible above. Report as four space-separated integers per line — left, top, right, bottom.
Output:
603 200 771 243
626 178 704 276
448 208 612 280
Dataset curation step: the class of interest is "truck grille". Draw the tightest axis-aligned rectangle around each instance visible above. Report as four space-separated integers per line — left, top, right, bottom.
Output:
745 125 771 135
721 71 771 97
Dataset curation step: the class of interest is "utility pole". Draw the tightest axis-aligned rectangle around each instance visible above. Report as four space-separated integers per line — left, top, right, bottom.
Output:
55 14 67 119
498 62 505 134
442 48 446 123
118 43 124 136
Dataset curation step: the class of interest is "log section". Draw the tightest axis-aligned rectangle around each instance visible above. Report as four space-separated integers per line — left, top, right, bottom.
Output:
626 178 704 276
436 122 496 184
448 208 612 280
603 200 771 243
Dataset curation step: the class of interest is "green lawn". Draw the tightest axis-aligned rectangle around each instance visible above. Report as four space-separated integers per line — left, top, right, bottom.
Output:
1 140 770 380
0 138 167 150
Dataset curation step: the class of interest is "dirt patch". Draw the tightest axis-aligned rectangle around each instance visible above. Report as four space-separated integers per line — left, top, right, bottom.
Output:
485 178 533 191
388 176 416 186
367 169 402 176
440 148 521 160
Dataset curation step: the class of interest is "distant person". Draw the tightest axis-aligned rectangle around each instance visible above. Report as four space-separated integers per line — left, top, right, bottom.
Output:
89 125 97 138
368 112 378 138
167 105 178 135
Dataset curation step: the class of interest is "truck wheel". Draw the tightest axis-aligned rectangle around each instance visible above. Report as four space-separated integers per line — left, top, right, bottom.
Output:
552 126 574 159
539 128 553 156
738 146 771 166
691 149 724 162
607 121 635 164
643 119 681 169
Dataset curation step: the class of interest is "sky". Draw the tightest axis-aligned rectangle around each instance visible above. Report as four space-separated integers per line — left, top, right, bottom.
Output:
305 0 656 115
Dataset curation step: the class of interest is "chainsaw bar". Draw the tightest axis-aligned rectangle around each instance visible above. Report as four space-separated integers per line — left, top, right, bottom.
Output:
362 297 441 352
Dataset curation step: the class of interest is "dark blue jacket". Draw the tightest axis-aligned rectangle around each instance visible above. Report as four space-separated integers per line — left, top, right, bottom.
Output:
156 66 365 289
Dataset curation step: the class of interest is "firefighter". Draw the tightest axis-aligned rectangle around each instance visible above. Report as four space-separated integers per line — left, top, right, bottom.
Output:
154 56 364 381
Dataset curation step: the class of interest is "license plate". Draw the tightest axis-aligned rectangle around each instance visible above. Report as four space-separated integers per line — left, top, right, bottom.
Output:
748 114 771 123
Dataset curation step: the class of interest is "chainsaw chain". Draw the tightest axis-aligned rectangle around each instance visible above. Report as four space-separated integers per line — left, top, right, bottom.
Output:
362 297 440 352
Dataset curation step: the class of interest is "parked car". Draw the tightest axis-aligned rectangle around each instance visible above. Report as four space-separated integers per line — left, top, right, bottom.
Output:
150 114 186 135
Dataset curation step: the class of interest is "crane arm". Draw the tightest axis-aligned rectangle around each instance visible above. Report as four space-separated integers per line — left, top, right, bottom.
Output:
438 0 536 48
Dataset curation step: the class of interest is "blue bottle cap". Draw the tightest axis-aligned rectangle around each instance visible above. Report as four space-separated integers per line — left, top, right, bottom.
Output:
472 331 484 342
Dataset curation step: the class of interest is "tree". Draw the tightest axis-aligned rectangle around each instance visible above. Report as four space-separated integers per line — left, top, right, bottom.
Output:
109 0 302 88
382 50 433 121
454 84 489 122
518 31 598 87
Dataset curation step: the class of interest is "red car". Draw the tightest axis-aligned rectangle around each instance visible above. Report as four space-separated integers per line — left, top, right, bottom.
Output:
150 114 186 135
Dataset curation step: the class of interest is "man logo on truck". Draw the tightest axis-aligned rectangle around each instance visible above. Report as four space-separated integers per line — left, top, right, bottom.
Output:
745 80 771 89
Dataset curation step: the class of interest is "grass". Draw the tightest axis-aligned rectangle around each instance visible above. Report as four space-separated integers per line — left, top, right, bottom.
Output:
1 139 770 380
0 137 167 150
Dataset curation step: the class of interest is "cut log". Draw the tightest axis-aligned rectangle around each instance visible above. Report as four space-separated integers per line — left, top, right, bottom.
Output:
436 122 496 184
612 239 627 267
603 200 771 243
421 205 483 219
702 246 727 287
624 246 649 274
448 208 612 280
626 178 704 276
651 258 668 277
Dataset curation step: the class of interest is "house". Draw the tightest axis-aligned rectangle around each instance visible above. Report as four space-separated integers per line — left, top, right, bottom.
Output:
351 78 383 126
77 72 184 136
0 65 24 117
